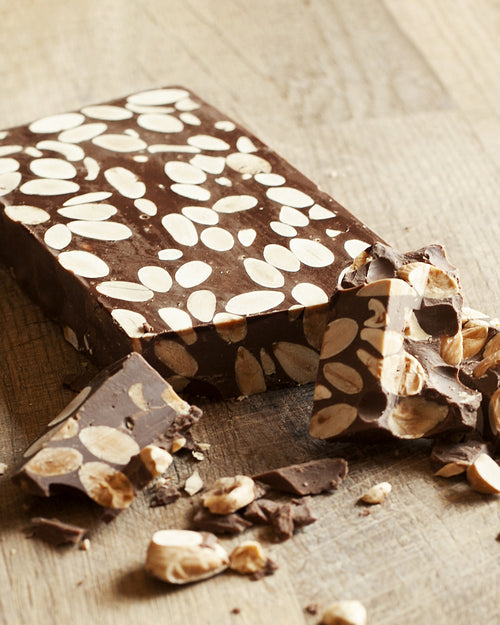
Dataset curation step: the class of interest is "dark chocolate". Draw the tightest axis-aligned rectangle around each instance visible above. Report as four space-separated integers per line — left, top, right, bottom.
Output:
29 517 88 546
149 482 181 508
192 508 253 534
310 244 481 441
13 352 202 511
242 498 280 524
0 86 382 398
254 458 348 495
270 497 317 541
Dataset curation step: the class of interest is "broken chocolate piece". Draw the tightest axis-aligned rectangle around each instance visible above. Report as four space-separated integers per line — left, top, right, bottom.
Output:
29 517 88 546
431 435 492 477
254 458 348 495
0 86 382 399
192 508 253 535
13 352 202 511
149 483 181 508
242 498 280 524
270 497 317 541
249 558 279 581
310 244 481 441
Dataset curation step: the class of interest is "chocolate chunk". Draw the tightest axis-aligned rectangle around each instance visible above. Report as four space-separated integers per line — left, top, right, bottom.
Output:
310 243 481 442
254 458 348 495
242 498 280 524
270 497 317 541
29 517 88 546
149 483 181 508
192 507 253 535
13 352 202 511
431 435 492 477
0 86 382 399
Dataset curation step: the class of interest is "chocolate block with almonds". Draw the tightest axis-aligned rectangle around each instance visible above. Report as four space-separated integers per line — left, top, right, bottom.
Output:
310 244 481 441
0 86 381 398
13 352 202 511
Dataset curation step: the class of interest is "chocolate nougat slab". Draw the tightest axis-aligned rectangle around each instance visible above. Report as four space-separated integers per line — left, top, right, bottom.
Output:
0 87 381 397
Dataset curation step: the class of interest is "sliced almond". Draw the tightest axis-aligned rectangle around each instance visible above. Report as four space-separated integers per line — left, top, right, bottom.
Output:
272 342 319 384
320 318 359 359
364 298 387 328
235 346 266 396
484 332 500 358
303 306 328 350
474 350 500 378
309 403 358 439
25 447 83 477
380 352 425 396
360 481 392 504
397 262 458 299
78 462 135 508
323 362 363 395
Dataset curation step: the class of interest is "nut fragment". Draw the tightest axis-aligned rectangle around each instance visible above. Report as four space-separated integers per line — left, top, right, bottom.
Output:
139 445 173 477
321 600 367 625
235 346 266 396
483 332 500 358
360 481 392 504
309 403 358 439
397 262 458 299
489 388 500 435
323 361 363 395
474 350 500 378
171 436 187 453
303 306 328 350
79 425 140 465
202 475 257 514
364 298 386 328
145 529 229 584
229 540 270 574
78 461 135 508
466 454 500 494
272 341 319 384
320 318 359 359
461 322 488 359
185 469 204 496
387 397 448 439
25 447 83 477
440 332 463 366
379 352 425 396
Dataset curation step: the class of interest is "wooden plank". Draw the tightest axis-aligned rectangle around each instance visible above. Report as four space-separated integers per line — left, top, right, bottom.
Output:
1 1 500 624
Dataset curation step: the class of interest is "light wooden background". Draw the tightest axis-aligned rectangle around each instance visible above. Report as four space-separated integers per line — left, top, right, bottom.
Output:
1 2 499 624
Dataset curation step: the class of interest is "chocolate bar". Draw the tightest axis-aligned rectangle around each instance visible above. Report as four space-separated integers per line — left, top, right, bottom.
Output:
310 244 481 441
0 86 381 397
13 352 202 510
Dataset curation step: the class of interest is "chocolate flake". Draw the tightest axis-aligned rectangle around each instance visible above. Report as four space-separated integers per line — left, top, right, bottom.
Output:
29 517 88 546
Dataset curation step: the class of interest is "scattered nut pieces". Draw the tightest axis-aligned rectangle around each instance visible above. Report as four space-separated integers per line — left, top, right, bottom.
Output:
466 454 500 494
0 462 7 475
360 481 392 504
80 538 91 551
146 529 229 584
192 450 205 461
202 475 257 514
171 436 187 453
321 600 367 625
229 540 271 575
184 470 204 496
139 445 173 477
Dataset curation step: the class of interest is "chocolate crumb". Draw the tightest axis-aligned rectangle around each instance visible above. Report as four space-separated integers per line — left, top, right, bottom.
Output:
230 608 241 615
149 483 181 508
358 509 371 517
249 557 279 581
305 603 319 615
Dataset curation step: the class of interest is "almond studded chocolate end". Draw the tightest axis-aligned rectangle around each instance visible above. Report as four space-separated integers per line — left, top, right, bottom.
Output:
310 243 481 442
13 352 202 511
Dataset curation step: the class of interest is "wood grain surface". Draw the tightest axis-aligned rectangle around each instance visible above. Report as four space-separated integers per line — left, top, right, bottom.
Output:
1 2 499 624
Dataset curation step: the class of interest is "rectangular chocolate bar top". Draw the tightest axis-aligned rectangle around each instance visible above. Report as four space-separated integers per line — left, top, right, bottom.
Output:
0 86 382 397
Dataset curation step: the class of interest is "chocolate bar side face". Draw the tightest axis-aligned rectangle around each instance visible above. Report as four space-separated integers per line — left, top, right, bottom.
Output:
310 245 481 441
0 86 382 397
13 352 202 509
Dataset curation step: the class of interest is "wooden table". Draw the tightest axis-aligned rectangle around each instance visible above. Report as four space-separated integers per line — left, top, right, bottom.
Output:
1 2 499 623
